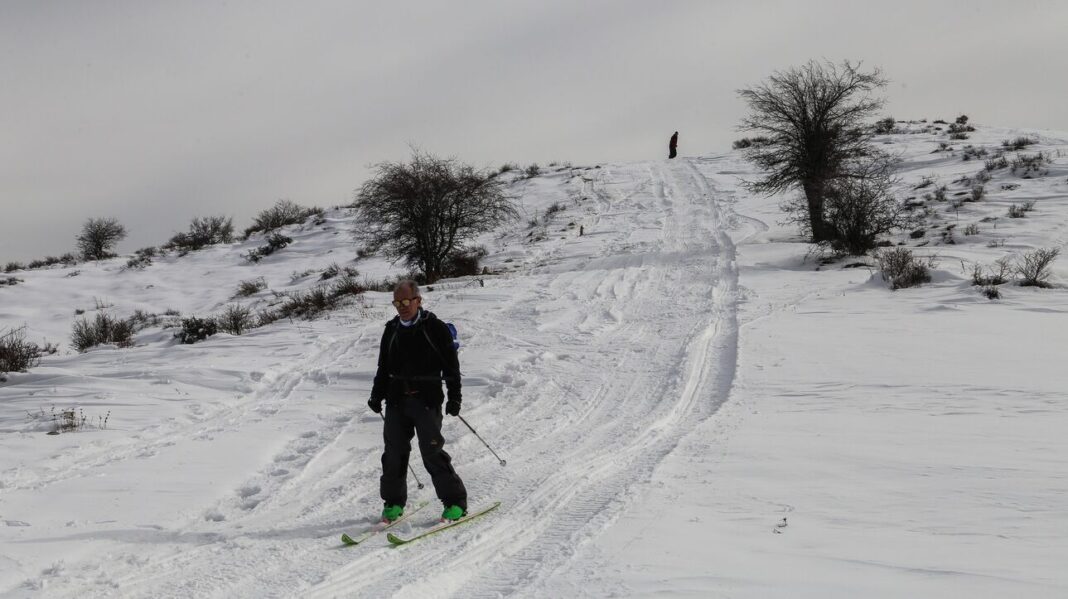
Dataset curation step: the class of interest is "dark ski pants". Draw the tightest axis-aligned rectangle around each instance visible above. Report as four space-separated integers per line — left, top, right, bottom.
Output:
669 147 677 159
380 395 467 510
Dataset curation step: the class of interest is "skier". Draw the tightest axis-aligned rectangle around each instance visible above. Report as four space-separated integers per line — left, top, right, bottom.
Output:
368 280 468 523
669 131 678 159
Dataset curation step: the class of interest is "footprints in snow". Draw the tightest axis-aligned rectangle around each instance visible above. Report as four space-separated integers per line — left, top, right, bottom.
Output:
202 415 351 522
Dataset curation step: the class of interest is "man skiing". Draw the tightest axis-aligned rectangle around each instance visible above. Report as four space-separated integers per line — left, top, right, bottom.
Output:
368 280 468 523
669 131 679 159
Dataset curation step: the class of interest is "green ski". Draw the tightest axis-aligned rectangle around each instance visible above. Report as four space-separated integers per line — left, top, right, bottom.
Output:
386 501 501 546
340 500 429 546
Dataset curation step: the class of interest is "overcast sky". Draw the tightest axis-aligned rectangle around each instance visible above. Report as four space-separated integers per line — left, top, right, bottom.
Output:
2 0 1067 263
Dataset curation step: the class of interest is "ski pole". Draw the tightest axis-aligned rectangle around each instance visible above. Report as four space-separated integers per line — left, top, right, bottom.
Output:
380 412 425 489
457 415 507 466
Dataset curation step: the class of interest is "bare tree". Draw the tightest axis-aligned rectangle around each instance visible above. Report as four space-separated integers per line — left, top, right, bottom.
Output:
352 149 517 282
76 217 127 260
738 60 888 243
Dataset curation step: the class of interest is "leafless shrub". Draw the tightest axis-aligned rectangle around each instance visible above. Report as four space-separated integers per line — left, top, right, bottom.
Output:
167 216 235 252
4 262 24 273
877 247 935 289
71 313 135 352
237 277 268 297
175 316 217 344
873 116 896 134
244 200 323 237
1007 201 1035 218
961 145 988 161
963 223 979 236
971 258 1011 286
985 156 1009 171
1002 136 1036 151
732 136 774 149
968 184 985 202
245 233 292 263
216 305 254 335
0 327 41 380
1015 247 1060 288
913 176 935 190
1011 153 1049 177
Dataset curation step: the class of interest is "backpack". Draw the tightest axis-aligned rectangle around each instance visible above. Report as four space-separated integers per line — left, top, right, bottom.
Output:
445 322 459 350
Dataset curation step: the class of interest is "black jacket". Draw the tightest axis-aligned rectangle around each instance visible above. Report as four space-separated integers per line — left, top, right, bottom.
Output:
370 309 461 405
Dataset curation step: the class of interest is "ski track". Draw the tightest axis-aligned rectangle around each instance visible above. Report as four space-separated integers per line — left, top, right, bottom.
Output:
24 159 741 598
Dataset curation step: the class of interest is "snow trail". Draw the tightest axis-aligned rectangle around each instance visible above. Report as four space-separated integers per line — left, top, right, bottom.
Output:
1 159 740 598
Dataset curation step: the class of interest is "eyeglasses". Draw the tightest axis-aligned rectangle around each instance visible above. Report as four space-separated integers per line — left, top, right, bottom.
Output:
391 297 420 308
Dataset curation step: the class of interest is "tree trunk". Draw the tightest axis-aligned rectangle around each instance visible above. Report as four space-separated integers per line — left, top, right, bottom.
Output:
802 180 832 243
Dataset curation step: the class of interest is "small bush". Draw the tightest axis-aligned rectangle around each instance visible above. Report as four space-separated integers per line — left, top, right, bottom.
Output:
216 305 254 335
443 246 488 278
545 202 565 219
4 262 24 273
1010 152 1049 177
971 258 1011 286
244 200 323 237
245 233 292 263
968 184 985 202
71 313 135 352
985 156 1009 171
733 136 774 150
877 247 934 290
932 186 947 202
319 263 357 281
1002 137 1036 151
1 276 22 287
0 327 41 379
961 145 988 161
1015 248 1060 288
1007 201 1035 218
913 176 934 190
873 116 896 134
975 169 991 184
498 163 517 174
525 164 541 178
963 223 979 236
330 274 365 297
277 286 334 320
237 277 267 297
168 216 234 252
949 132 969 140
175 316 218 344
125 254 152 269
981 285 1001 300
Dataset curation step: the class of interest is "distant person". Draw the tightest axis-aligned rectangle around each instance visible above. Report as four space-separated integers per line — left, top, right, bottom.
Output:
669 131 678 159
368 280 468 522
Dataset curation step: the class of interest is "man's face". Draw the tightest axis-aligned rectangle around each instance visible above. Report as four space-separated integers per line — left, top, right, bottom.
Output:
392 288 421 321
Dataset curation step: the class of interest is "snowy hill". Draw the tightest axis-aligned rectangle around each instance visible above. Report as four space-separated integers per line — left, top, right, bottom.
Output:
2 124 1067 598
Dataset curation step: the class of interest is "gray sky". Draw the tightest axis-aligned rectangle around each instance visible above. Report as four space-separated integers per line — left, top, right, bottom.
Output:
2 0 1067 263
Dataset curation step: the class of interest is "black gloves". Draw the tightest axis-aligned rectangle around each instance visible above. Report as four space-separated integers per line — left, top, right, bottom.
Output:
368 396 383 414
445 398 461 417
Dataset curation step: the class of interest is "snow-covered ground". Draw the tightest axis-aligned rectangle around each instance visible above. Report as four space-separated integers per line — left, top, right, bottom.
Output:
2 124 1067 597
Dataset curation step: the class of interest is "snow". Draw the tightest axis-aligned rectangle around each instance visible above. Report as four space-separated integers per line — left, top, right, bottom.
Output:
2 124 1068 597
